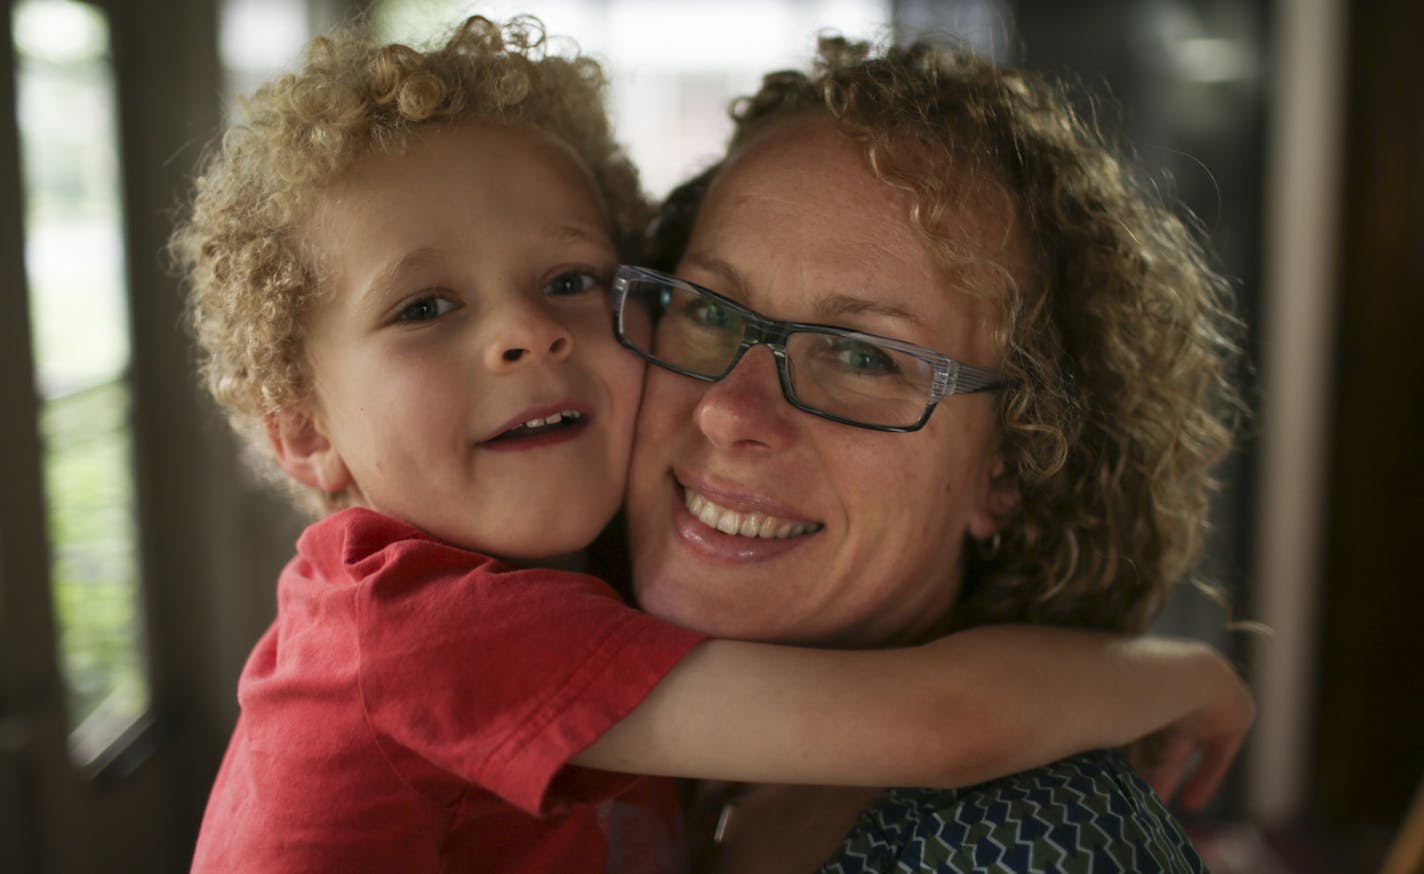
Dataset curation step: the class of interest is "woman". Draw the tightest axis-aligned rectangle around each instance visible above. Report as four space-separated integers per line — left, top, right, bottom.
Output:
618 35 1244 872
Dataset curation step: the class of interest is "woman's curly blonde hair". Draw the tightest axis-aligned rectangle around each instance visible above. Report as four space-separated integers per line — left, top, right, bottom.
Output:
651 37 1245 633
170 15 649 505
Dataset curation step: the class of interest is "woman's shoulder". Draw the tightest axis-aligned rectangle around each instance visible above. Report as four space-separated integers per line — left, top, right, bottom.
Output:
818 750 1208 874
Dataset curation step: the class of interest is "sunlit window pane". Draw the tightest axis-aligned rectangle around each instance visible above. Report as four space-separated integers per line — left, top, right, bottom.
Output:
371 0 892 197
13 0 149 765
40 383 145 764
220 0 314 108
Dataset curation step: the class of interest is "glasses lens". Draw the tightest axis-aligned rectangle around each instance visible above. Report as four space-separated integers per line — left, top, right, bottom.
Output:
785 330 935 428
622 276 746 378
616 282 654 350
615 269 941 430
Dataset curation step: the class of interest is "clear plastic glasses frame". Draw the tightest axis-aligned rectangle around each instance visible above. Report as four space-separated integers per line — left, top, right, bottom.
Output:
611 265 1006 433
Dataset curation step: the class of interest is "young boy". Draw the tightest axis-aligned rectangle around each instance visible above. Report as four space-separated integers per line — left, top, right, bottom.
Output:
174 17 1249 873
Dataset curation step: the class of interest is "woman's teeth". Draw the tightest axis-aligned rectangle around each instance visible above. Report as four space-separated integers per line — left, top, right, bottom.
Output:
684 489 821 539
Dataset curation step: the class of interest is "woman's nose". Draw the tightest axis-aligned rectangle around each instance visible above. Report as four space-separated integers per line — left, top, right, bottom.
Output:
694 346 798 453
483 299 574 371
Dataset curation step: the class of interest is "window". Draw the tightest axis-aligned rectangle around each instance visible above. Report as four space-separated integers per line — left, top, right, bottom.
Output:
13 0 147 765
220 0 319 108
371 0 892 198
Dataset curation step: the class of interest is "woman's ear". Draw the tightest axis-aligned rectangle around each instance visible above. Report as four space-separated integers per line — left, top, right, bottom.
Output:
969 453 1021 540
265 407 352 496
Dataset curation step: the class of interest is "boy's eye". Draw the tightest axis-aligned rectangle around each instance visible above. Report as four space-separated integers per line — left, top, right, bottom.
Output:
397 295 459 322
543 270 599 297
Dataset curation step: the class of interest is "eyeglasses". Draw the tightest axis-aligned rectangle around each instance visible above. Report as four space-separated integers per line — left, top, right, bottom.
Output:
611 265 1006 432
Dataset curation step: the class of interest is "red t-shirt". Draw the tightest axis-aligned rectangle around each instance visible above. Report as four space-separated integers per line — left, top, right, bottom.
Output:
191 508 706 873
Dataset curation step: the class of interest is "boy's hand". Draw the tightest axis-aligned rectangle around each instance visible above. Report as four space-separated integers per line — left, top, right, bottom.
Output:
1125 652 1254 810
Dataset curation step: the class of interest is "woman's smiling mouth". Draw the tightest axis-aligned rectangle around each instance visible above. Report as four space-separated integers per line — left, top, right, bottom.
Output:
682 487 823 539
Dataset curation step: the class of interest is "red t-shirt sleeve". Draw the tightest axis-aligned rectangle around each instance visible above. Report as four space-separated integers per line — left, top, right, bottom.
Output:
349 531 705 816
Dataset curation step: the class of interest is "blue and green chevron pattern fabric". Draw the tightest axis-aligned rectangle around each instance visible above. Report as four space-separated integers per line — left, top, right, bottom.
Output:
819 750 1207 873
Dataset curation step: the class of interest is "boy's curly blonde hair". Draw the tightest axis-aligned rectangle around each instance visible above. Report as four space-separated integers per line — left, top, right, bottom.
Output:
170 15 649 507
651 36 1245 633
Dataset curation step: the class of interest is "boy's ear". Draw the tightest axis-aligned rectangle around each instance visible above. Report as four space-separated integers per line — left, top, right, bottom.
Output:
265 407 352 496
968 452 1021 541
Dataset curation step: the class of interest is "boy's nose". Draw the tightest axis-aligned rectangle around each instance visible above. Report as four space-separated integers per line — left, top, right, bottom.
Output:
484 303 574 371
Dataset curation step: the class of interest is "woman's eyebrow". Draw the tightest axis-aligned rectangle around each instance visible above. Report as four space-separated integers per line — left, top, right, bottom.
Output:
678 252 750 297
813 293 928 332
681 251 929 332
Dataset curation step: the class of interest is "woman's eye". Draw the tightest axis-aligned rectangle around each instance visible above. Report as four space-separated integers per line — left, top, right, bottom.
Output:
544 271 599 297
396 295 458 322
687 299 736 331
829 338 900 375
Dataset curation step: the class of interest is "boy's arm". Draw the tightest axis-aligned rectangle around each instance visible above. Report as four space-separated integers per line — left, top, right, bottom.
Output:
571 625 1251 796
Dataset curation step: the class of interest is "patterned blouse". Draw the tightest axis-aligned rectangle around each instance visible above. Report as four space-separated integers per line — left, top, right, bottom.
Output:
817 750 1208 873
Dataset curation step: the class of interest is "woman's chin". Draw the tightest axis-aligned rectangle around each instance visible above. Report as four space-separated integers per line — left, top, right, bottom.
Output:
634 570 782 641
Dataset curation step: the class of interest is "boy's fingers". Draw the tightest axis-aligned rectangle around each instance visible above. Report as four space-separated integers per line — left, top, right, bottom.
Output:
1144 756 1189 804
1175 734 1243 811
1148 733 1197 802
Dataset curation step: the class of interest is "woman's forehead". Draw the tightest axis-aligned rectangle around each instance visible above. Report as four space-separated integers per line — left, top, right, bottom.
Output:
698 124 920 270
683 117 1009 352
712 119 1018 268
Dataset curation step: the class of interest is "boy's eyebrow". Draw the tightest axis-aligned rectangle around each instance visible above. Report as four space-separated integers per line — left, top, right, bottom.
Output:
550 222 614 249
680 252 929 331
362 247 444 304
360 227 612 308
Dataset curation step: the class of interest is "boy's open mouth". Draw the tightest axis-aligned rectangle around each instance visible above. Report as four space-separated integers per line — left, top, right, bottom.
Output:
487 409 585 443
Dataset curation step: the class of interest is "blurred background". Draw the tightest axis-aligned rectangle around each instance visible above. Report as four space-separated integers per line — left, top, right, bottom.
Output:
1 0 1419 871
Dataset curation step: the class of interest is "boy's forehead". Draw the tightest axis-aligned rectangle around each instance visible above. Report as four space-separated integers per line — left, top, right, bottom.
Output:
379 124 596 212
299 120 613 272
508 122 610 209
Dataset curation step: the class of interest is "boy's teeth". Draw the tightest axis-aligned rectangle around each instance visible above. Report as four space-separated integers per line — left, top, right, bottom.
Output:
683 489 821 539
521 410 581 429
